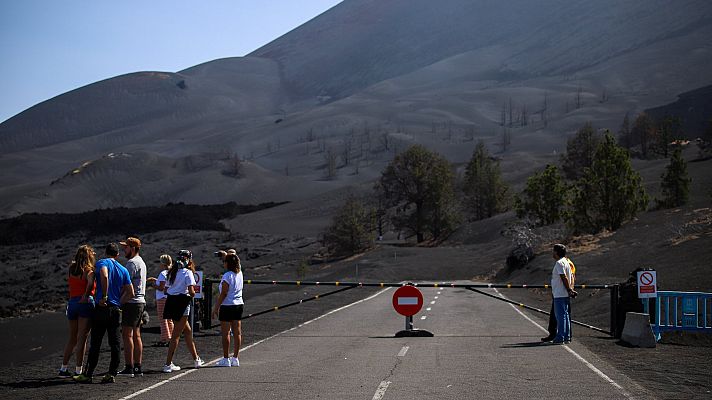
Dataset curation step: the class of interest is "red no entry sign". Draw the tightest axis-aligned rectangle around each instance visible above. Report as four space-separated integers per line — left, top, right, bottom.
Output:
392 285 423 317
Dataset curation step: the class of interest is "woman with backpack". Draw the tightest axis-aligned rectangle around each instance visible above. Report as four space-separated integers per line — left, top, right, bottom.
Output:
212 253 244 367
162 250 204 372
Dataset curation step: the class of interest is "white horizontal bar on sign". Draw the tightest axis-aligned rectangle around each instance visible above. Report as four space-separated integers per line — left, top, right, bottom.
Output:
397 297 419 305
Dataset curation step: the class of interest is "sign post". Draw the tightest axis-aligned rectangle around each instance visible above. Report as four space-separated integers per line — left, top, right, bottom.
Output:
392 284 433 337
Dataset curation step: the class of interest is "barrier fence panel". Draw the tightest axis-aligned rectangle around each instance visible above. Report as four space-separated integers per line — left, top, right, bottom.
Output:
651 291 712 333
200 279 617 334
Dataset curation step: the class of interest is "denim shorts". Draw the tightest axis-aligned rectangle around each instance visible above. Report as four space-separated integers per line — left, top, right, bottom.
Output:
66 296 95 320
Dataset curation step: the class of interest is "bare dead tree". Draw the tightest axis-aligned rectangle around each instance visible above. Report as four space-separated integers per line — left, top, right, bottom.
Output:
509 97 514 127
324 147 337 179
575 85 583 109
379 132 391 151
341 138 352 167
222 153 243 178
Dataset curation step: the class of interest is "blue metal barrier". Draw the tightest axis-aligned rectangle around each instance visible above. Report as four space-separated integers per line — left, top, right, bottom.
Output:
647 291 712 333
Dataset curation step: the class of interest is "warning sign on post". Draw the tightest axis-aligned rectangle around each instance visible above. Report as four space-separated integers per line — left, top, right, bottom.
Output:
193 271 203 299
637 270 657 299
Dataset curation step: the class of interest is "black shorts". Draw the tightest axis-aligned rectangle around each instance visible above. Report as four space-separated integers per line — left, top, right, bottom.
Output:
219 305 244 322
121 303 146 327
164 295 192 321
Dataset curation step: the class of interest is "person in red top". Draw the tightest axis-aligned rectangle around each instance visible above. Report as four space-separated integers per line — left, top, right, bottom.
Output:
59 245 96 377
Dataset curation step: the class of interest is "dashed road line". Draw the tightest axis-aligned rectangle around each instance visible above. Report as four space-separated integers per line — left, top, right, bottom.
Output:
372 380 392 400
430 300 436 305
420 315 427 320
426 307 432 311
397 346 409 357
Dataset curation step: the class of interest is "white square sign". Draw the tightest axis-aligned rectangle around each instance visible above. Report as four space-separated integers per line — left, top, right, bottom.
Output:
637 270 657 299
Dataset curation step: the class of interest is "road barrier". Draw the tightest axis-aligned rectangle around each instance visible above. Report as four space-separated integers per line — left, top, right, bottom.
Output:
200 279 619 335
646 291 712 334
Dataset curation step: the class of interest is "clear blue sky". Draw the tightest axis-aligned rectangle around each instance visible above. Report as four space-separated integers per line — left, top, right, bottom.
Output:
0 0 342 123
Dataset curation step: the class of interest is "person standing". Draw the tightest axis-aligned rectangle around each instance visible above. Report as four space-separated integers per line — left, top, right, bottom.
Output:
118 237 147 377
59 245 96 377
162 251 204 373
212 253 244 367
147 254 174 347
550 244 577 345
541 256 576 342
73 243 133 384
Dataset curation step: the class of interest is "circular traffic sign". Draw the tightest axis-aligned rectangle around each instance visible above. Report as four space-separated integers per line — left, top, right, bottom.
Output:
639 272 654 285
392 285 423 317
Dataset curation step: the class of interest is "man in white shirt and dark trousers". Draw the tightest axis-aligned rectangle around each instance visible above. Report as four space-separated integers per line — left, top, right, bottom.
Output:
550 244 577 344
118 237 147 377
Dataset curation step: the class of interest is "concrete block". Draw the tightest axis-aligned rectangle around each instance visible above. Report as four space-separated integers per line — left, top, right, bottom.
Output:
621 312 657 348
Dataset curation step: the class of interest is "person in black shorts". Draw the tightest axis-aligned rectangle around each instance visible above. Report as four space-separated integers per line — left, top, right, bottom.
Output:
212 253 244 367
118 237 147 377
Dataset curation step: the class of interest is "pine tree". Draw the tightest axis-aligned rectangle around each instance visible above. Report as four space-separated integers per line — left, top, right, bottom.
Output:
618 112 632 150
656 147 691 208
377 145 458 242
463 141 509 220
561 122 601 180
567 133 648 232
324 196 374 255
515 164 567 226
631 113 656 159
656 116 681 158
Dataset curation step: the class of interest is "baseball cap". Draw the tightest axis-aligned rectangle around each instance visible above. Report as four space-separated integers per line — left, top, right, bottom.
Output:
119 237 141 248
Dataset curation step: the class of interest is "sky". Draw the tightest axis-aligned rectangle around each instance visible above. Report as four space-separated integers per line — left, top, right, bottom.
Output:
0 0 343 123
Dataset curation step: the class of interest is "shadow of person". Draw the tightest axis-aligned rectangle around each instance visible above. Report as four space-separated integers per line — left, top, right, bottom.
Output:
501 341 553 348
1 377 76 389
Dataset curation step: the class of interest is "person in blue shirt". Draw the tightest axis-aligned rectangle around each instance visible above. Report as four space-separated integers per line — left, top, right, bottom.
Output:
73 243 133 384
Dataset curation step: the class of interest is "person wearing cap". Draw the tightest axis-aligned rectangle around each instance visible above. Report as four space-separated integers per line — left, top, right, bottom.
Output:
549 244 577 345
73 243 133 384
117 237 147 377
162 251 204 372
215 248 237 261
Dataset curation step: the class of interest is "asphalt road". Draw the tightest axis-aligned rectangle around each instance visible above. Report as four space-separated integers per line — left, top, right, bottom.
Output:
118 285 653 400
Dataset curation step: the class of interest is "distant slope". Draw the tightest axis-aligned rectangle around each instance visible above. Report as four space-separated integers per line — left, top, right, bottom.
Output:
251 0 712 102
0 57 284 153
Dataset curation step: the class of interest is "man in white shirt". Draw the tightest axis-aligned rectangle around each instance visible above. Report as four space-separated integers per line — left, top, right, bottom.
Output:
118 237 147 377
550 244 576 344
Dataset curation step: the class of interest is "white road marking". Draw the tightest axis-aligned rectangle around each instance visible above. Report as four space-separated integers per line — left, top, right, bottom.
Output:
420 315 427 320
430 300 436 305
372 380 392 400
118 288 392 400
492 288 633 399
426 307 432 311
397 346 409 357
434 296 439 299
437 292 442 295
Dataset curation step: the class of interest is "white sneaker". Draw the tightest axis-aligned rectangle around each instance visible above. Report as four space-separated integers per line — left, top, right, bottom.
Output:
162 363 180 373
194 357 204 368
229 356 239 367
216 358 231 367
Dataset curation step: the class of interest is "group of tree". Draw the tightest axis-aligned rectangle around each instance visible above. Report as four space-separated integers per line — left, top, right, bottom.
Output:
618 112 682 159
517 123 692 233
324 143 509 255
324 117 694 255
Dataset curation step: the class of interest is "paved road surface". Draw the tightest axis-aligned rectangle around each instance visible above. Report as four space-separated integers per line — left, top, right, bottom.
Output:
119 285 653 400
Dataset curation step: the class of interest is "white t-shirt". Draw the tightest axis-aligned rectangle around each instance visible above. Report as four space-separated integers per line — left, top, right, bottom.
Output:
126 255 147 304
219 270 244 306
155 270 168 300
551 257 573 298
166 269 196 296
